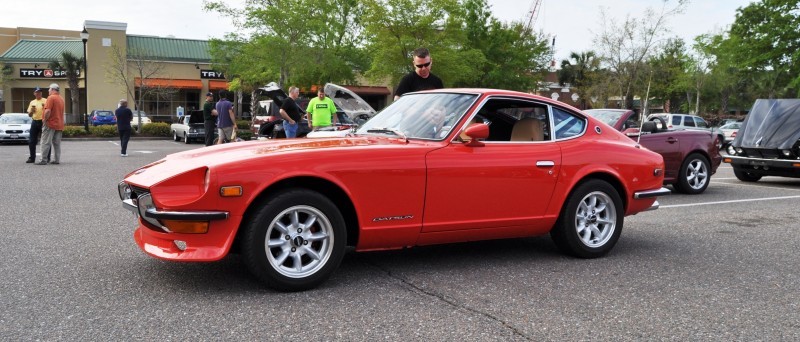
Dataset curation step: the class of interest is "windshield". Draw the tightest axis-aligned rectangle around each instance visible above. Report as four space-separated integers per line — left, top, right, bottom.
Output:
584 110 625 126
356 93 477 140
0 115 32 124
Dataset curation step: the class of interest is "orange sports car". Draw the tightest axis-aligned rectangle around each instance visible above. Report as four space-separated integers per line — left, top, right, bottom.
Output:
118 89 669 291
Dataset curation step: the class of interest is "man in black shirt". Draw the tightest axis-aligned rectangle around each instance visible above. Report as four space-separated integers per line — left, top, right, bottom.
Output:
279 86 303 138
115 99 133 157
394 47 444 100
202 92 217 146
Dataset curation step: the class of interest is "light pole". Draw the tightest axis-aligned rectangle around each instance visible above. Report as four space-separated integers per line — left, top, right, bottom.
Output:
80 27 89 131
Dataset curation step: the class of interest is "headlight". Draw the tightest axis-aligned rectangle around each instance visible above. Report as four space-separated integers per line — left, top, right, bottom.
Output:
0 130 4 133
735 147 743 154
782 149 792 157
727 145 737 155
25 129 30 133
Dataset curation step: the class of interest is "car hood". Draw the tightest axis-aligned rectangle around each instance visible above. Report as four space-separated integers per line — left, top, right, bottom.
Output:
734 99 800 149
0 123 31 129
323 83 376 119
124 137 414 187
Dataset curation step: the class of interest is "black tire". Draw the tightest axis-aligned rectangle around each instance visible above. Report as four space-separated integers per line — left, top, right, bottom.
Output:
242 189 346 291
674 153 710 194
183 133 190 144
733 167 762 182
649 116 667 131
173 131 180 142
551 179 623 258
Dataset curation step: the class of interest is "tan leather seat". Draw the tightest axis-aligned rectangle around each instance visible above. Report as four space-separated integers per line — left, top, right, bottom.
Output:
510 118 544 141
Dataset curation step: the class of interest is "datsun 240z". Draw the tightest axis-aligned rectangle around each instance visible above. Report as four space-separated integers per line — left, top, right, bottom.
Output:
118 89 670 291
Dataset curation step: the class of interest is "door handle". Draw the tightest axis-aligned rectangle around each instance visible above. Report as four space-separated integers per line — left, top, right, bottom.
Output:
536 161 555 167
666 137 678 143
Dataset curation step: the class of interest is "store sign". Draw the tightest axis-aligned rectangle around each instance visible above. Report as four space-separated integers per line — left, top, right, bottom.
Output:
200 70 225 79
19 68 79 78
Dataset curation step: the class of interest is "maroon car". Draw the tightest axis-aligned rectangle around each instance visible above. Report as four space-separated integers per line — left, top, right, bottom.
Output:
586 109 722 194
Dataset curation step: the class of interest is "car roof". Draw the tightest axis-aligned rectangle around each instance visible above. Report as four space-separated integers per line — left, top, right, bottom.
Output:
407 88 585 113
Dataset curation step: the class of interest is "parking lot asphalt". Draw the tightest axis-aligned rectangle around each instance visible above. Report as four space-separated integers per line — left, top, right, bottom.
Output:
1 140 799 340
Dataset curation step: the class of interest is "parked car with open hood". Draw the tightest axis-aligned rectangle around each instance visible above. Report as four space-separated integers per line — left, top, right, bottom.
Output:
0 113 32 143
171 110 214 144
724 99 800 182
118 88 669 291
586 109 721 194
255 82 363 139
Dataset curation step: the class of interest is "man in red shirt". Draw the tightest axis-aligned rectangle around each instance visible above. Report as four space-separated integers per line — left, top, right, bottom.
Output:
37 83 65 165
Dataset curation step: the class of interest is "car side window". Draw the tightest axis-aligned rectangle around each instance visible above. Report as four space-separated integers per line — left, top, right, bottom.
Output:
552 107 586 139
467 98 552 142
684 116 696 127
695 117 708 128
672 116 681 125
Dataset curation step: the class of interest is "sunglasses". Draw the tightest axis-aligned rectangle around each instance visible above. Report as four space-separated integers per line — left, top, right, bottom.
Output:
415 62 431 69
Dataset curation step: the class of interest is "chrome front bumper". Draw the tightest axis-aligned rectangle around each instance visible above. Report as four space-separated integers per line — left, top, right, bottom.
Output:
119 181 228 232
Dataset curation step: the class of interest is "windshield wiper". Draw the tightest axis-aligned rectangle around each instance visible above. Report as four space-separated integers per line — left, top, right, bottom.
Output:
366 128 407 141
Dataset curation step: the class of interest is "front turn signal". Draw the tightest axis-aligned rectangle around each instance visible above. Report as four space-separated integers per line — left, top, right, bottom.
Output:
161 220 209 234
219 186 243 197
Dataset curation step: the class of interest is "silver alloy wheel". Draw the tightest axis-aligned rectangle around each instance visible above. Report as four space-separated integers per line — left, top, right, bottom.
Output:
574 191 617 248
264 205 333 279
685 158 709 190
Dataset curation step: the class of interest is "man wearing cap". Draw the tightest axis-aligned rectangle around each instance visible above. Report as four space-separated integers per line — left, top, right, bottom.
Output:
203 92 217 146
37 83 65 165
115 99 133 156
26 87 47 163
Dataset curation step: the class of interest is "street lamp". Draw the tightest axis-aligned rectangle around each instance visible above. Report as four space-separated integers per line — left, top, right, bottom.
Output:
81 27 89 131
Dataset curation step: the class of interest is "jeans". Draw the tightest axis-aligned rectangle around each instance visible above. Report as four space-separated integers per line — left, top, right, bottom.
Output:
40 125 62 163
119 128 131 154
28 120 43 160
284 121 299 138
204 120 216 146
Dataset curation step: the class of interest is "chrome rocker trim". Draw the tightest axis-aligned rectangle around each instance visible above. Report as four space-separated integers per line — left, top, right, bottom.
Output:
633 187 671 199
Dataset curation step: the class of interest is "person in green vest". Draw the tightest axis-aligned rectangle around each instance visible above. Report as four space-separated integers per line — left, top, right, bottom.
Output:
306 88 338 130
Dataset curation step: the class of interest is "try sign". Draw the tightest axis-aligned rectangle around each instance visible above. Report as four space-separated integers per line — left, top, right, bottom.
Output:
19 68 79 78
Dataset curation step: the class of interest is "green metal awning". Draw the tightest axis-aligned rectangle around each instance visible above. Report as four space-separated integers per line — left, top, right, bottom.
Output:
0 40 84 62
126 35 212 62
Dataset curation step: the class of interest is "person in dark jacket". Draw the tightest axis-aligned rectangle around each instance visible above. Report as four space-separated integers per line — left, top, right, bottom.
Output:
115 99 133 156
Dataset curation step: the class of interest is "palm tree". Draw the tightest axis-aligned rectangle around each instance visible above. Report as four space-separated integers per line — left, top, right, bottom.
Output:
558 51 600 109
49 51 84 123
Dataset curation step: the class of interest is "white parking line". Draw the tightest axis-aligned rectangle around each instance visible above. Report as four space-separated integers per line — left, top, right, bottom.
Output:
108 141 119 146
660 195 800 209
712 180 800 191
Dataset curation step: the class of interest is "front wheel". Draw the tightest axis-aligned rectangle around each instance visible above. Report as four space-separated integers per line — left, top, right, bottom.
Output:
551 180 623 258
183 133 190 144
242 189 346 291
733 167 762 182
675 153 710 194
173 131 179 141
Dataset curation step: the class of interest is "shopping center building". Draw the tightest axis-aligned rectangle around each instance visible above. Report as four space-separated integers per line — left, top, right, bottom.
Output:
0 20 391 123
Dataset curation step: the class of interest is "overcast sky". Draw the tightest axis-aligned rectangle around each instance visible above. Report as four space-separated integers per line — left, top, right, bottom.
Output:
3 0 754 62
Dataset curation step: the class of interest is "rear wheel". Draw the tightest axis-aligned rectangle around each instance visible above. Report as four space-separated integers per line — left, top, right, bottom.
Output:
242 189 346 291
675 153 710 194
551 180 623 258
733 167 762 182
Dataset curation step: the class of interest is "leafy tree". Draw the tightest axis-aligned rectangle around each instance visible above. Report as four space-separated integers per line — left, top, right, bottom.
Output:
593 0 688 109
648 38 693 113
558 51 600 109
460 0 549 90
727 0 799 97
205 0 367 89
104 45 173 132
48 51 84 120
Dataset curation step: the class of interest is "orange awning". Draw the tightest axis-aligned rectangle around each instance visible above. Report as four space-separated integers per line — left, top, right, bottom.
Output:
135 78 202 89
208 80 230 90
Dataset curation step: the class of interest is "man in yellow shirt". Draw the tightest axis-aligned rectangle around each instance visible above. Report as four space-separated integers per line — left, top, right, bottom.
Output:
26 87 47 163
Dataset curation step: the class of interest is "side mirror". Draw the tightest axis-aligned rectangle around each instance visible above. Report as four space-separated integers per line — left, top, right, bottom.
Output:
463 123 489 147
